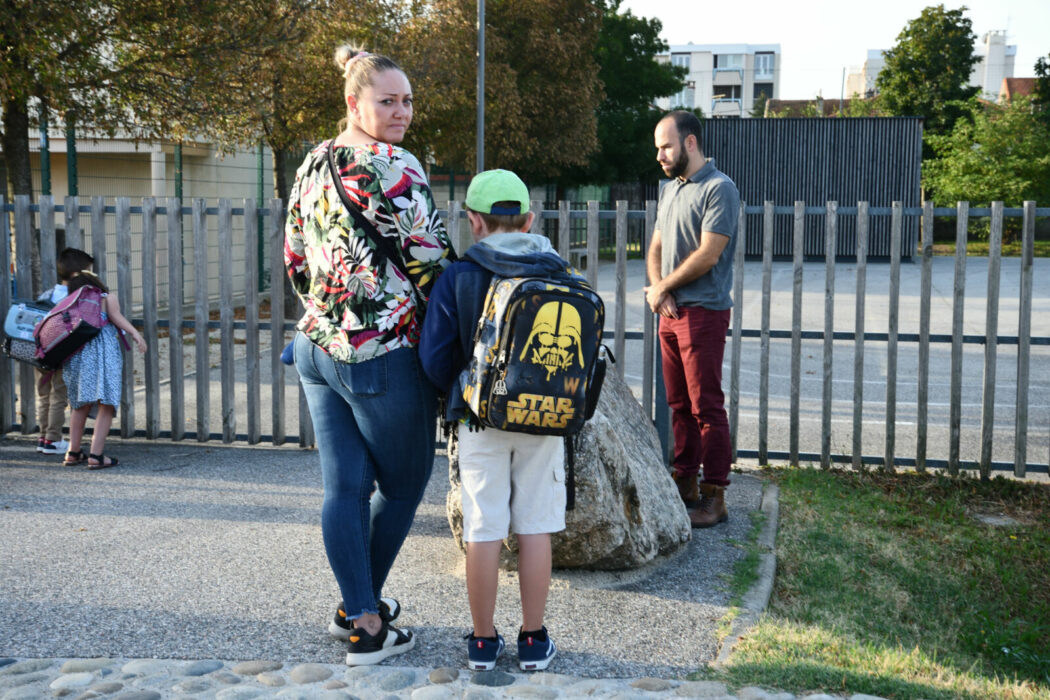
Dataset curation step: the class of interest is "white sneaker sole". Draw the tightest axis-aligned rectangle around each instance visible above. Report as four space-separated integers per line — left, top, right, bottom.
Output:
345 634 415 666
519 644 556 671
39 442 69 454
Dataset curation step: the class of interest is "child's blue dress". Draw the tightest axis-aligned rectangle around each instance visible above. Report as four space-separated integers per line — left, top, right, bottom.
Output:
63 300 123 410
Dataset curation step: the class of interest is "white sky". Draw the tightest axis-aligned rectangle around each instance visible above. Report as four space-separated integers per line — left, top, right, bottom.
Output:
618 0 1049 99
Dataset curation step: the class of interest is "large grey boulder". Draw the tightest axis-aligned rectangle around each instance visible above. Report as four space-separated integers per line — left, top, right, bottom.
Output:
446 369 691 570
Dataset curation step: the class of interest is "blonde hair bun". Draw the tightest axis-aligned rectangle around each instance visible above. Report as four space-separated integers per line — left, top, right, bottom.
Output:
334 44 366 75
334 44 404 98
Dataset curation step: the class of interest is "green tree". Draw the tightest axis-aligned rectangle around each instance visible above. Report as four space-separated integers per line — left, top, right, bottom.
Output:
0 0 304 291
843 93 883 117
397 0 604 183
112 0 330 202
0 0 305 200
226 1 396 318
924 96 1050 237
876 4 979 136
394 0 478 171
751 91 770 118
557 0 685 185
1 0 111 201
1034 53 1050 126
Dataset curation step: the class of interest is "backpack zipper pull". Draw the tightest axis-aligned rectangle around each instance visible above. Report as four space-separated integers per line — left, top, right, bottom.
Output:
493 352 508 395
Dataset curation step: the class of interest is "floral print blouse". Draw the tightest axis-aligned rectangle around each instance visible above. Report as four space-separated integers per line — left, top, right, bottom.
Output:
285 140 455 362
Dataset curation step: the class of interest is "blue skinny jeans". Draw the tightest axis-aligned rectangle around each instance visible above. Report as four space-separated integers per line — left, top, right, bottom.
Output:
294 333 436 621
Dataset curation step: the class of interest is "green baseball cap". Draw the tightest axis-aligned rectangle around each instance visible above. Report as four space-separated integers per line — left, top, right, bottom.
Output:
465 169 530 215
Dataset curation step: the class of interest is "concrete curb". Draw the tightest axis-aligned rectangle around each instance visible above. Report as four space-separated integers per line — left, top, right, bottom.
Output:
714 478 779 665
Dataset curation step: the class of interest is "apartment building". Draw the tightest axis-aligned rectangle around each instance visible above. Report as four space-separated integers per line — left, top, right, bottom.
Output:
844 50 885 98
971 30 1016 100
14 132 269 203
845 30 1016 100
655 43 781 118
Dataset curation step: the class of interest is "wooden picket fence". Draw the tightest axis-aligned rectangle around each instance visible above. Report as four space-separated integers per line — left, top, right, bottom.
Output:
2 196 1047 479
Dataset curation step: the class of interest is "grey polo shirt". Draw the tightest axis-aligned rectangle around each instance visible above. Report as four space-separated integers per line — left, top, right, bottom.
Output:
656 159 740 310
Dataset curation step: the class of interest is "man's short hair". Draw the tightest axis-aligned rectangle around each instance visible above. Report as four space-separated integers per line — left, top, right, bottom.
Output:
664 110 703 152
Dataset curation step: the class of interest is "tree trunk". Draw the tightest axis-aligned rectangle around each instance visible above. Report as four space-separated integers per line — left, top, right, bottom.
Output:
272 145 290 204
1 93 41 294
271 145 299 319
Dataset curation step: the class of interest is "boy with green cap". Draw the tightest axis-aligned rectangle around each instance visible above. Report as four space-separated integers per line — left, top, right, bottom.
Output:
420 169 566 672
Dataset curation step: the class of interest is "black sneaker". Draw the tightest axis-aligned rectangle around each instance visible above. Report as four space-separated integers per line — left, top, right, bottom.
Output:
329 598 400 640
517 626 556 671
345 619 415 666
465 629 505 671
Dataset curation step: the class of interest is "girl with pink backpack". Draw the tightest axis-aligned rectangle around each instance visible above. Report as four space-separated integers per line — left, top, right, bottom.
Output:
59 253 147 468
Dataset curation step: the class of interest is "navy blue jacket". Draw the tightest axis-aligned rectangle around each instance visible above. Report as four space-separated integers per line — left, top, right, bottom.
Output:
419 232 570 422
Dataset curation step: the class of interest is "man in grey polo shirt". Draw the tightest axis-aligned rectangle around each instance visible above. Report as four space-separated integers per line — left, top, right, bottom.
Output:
645 110 739 528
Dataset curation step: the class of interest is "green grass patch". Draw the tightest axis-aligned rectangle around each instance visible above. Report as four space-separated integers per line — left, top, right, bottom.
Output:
712 468 1050 699
726 507 766 603
932 240 1050 257
713 505 769 647
597 247 645 262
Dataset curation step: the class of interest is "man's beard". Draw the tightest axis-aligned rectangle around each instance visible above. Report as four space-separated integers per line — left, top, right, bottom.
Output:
664 142 690 178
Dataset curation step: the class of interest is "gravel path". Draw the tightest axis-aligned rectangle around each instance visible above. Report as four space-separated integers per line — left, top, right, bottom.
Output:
1 437 762 681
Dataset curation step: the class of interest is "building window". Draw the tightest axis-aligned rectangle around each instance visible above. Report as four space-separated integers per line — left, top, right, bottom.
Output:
755 52 775 77
671 84 695 109
715 54 743 69
669 54 693 108
715 85 742 100
754 83 774 100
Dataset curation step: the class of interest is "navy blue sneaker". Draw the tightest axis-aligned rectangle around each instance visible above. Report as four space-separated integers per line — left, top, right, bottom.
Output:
517 626 556 671
329 598 401 640
466 629 505 671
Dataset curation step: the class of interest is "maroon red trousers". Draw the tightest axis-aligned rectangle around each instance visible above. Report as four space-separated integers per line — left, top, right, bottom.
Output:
658 306 732 487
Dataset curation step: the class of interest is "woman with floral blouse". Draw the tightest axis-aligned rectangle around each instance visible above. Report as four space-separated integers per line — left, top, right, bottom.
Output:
285 44 455 666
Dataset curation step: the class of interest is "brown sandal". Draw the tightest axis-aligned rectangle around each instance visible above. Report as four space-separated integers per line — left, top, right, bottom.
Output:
63 449 87 466
87 453 118 470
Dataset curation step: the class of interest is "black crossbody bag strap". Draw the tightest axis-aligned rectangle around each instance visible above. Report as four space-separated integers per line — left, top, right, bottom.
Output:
326 142 417 289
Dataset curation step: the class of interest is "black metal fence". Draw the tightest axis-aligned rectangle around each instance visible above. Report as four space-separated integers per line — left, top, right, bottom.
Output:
704 117 924 260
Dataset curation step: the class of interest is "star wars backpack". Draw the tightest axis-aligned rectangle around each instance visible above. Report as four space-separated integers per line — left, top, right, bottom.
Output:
462 272 608 436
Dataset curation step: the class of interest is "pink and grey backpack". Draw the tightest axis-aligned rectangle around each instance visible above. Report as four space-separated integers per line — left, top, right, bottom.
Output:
33 285 107 370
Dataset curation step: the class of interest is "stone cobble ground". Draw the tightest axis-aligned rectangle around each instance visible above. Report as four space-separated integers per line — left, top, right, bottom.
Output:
0 656 889 700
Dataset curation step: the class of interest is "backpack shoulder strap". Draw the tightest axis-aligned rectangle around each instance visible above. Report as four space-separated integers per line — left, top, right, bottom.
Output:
564 434 576 511
470 273 504 345
326 141 415 287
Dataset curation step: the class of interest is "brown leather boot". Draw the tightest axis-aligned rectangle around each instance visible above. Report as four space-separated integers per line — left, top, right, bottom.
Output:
690 483 728 528
672 472 699 509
